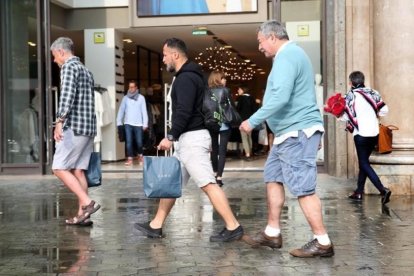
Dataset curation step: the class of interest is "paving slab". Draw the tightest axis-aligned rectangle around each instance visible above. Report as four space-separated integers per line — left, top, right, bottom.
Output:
0 172 413 275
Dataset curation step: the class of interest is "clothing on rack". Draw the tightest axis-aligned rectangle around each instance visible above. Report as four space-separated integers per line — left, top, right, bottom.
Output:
18 106 39 162
94 86 112 149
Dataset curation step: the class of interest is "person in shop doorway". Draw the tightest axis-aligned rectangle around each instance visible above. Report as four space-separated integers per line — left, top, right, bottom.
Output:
117 80 149 166
236 86 256 161
134 38 243 242
51 37 100 226
239 20 334 257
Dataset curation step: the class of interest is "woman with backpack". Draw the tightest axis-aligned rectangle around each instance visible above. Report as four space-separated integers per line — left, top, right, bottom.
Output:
207 70 234 187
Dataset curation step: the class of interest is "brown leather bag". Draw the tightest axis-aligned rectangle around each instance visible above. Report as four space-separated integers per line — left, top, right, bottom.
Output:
377 124 399 154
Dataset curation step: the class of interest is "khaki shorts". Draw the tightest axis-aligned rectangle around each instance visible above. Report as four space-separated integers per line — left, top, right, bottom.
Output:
52 128 94 170
174 129 216 187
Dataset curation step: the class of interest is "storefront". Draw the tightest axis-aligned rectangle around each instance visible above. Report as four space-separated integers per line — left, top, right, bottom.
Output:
0 0 325 175
3 0 412 194
0 0 52 174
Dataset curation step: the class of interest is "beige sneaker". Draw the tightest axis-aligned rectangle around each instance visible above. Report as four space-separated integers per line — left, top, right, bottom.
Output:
124 158 133 166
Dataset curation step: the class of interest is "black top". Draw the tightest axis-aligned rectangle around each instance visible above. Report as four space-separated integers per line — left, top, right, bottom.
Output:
168 60 205 139
236 94 256 120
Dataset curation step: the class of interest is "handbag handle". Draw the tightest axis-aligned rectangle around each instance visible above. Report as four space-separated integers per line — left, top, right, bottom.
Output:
385 125 399 130
156 148 174 157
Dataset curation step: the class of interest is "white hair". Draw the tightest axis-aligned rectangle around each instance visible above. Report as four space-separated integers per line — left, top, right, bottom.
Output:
50 37 74 53
257 20 289 40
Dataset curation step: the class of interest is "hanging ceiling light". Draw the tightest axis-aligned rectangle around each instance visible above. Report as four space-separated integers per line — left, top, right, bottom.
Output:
194 37 257 81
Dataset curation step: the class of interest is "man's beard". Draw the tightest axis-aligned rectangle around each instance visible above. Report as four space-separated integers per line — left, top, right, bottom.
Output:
166 63 176 73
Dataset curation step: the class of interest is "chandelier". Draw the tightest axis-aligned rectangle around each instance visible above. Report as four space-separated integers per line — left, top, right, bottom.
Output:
194 38 256 81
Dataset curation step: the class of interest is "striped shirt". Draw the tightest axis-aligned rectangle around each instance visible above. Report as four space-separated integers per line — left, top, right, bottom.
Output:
57 56 97 137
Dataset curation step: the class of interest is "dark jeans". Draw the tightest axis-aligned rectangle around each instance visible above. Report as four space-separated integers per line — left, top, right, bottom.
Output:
125 124 144 158
354 135 385 193
209 129 231 177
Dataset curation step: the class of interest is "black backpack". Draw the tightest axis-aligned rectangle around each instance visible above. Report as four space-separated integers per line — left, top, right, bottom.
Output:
201 86 223 133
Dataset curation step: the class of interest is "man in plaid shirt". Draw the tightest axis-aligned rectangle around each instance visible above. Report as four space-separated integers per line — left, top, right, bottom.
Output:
51 37 100 226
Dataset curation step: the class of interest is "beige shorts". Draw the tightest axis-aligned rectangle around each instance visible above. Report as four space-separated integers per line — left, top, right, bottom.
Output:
174 129 216 187
52 128 94 170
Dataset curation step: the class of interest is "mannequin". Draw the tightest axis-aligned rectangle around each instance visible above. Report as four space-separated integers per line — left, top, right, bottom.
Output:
315 73 324 161
18 89 39 162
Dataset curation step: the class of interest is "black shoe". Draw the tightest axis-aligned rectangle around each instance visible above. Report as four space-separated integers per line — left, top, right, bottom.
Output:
381 188 392 205
210 225 244 242
254 150 266 156
134 222 163 238
216 179 224 187
381 205 391 216
348 192 363 200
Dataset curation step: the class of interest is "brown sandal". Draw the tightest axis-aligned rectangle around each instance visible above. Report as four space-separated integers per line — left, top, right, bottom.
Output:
79 218 93 227
82 200 101 217
65 214 89 225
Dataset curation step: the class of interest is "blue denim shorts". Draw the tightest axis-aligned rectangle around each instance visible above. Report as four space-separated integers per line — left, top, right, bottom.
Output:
264 131 322 197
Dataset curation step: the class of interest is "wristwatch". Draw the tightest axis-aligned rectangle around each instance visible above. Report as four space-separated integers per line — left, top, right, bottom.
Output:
167 134 175 142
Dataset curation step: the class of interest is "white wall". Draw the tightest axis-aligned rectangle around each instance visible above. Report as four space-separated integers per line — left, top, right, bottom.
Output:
286 20 321 76
85 28 125 161
282 0 321 22
52 0 128 9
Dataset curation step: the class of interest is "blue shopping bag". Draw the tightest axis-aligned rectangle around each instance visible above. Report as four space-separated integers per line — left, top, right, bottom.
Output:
143 156 182 198
86 152 102 187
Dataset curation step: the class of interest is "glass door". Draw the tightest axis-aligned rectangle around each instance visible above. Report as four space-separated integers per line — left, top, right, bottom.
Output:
0 0 50 174
0 0 40 166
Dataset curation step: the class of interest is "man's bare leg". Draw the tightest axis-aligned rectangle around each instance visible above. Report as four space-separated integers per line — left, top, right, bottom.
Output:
73 169 89 215
266 182 285 229
298 194 327 235
54 169 90 209
150 198 176 229
202 183 239 230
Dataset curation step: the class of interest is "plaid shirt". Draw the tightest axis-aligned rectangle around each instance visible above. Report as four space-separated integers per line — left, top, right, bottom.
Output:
56 56 96 137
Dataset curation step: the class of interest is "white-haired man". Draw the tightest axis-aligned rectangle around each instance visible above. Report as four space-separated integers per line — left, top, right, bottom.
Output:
51 37 100 226
240 21 334 257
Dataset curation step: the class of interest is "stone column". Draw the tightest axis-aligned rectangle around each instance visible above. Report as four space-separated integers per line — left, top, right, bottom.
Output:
345 0 372 178
369 0 414 195
325 0 348 177
372 0 414 146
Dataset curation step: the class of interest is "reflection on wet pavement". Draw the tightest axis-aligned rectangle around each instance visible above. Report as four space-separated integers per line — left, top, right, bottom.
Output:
0 173 413 275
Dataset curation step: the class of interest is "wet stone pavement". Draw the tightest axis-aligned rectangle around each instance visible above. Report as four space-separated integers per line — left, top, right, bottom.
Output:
0 172 414 275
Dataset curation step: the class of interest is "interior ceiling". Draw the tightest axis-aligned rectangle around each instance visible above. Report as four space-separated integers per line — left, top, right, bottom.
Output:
51 23 272 73
120 23 272 72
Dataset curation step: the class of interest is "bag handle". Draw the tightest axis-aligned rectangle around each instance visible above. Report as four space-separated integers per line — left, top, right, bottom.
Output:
385 125 399 130
156 148 174 157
